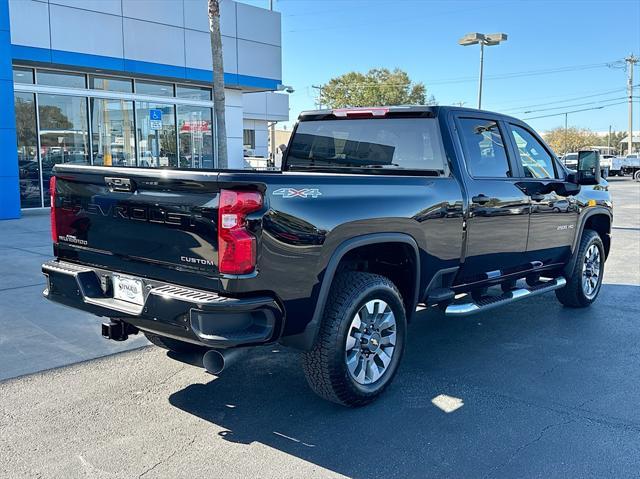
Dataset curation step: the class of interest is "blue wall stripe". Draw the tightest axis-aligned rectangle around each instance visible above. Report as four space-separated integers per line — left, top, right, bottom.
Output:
0 0 21 219
11 44 281 90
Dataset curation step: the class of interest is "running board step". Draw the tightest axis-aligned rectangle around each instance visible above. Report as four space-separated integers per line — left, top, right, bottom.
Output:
445 277 567 317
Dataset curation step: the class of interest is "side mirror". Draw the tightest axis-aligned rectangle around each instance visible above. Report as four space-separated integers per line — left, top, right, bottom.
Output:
576 150 600 185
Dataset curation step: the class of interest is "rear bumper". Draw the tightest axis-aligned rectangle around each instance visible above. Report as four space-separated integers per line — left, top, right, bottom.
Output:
42 260 282 348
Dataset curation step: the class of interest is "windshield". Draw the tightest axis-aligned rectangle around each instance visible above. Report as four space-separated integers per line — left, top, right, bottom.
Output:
286 118 446 173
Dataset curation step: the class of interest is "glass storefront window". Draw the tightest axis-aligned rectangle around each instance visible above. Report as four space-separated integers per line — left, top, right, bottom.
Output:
37 70 86 89
136 102 177 167
89 75 133 93
14 92 41 208
177 106 214 169
13 67 34 85
136 80 174 97
91 98 136 167
176 85 212 101
38 94 90 205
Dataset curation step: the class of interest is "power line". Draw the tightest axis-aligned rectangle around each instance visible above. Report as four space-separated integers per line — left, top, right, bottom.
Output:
500 86 637 112
523 100 637 120
521 96 628 114
427 61 617 85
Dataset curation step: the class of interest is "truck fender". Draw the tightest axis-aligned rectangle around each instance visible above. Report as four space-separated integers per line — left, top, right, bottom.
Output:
284 233 421 351
563 207 612 277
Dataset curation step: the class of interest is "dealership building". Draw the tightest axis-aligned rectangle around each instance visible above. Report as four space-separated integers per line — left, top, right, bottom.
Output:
0 0 288 219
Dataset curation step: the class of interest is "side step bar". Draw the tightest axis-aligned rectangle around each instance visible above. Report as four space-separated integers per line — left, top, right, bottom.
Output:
445 277 567 317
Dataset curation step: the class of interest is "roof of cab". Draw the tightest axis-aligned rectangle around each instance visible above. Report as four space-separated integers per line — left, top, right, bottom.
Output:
297 105 524 124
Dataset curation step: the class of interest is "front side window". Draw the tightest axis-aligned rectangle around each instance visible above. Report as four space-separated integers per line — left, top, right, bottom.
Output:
509 124 556 179
287 118 446 172
458 118 511 178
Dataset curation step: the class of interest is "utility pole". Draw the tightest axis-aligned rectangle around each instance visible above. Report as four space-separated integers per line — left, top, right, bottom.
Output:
608 125 612 152
625 54 638 155
312 84 323 109
564 112 568 154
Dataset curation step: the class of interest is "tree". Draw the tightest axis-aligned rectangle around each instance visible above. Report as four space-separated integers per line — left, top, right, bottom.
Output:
319 68 436 109
602 130 626 153
543 127 601 155
208 0 227 168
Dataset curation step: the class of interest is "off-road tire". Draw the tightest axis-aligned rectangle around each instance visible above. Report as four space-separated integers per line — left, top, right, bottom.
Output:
555 229 604 307
302 271 407 407
144 332 206 354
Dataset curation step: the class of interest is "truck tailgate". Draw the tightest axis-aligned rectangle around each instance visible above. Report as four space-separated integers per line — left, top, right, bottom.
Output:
52 166 227 288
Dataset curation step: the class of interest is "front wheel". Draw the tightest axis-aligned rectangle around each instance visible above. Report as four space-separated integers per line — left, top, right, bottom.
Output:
555 229 605 307
302 272 407 407
634 170 640 182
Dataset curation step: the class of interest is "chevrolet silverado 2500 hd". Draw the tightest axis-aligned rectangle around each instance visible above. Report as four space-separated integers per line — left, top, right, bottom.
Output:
43 106 612 406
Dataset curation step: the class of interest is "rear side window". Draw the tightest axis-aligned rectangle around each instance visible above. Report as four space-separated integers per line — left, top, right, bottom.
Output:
287 118 447 173
509 124 556 179
458 118 511 178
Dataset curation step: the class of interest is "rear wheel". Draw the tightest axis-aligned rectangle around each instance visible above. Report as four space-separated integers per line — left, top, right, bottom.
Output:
302 271 407 407
634 170 640 182
144 332 206 354
555 229 604 307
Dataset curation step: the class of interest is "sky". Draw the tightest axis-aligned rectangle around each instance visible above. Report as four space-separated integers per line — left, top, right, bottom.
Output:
239 0 639 135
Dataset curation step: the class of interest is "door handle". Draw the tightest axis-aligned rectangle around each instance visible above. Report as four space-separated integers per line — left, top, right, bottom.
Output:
471 194 491 205
530 193 546 202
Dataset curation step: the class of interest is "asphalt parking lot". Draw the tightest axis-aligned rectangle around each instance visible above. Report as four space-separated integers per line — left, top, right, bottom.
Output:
1 178 638 478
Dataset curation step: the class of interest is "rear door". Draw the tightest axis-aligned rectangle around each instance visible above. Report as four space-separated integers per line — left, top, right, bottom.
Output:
453 114 531 279
504 122 579 265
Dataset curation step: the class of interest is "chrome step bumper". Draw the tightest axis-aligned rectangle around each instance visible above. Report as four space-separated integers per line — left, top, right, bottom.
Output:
445 277 567 317
42 260 282 347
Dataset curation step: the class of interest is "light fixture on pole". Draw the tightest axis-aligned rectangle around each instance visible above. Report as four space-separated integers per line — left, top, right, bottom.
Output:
458 32 507 109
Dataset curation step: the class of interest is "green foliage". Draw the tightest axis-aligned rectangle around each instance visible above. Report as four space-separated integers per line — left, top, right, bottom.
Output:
319 68 435 109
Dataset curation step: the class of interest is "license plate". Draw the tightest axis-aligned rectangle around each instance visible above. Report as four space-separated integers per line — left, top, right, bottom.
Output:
113 275 145 306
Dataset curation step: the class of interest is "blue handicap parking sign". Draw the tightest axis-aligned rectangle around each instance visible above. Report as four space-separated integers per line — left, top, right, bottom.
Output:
149 109 162 121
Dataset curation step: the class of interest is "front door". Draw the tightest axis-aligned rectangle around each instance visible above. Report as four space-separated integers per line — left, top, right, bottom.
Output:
455 116 531 279
504 122 579 265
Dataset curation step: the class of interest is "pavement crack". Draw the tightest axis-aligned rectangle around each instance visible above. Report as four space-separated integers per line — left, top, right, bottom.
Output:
138 435 197 478
483 418 574 479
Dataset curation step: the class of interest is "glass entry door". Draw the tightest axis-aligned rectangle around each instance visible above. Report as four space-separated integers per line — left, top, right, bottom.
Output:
38 94 90 205
14 92 41 208
135 102 176 167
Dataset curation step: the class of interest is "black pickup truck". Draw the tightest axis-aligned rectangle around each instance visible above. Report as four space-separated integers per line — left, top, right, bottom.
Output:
43 106 612 406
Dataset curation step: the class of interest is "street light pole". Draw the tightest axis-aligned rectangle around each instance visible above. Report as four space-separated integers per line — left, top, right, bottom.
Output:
625 54 637 154
458 33 507 110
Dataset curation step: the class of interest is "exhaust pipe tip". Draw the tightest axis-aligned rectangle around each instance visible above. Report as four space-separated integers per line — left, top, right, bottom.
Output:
203 349 225 375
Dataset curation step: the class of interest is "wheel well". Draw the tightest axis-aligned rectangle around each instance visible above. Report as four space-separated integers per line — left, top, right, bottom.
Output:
584 214 611 258
337 242 418 316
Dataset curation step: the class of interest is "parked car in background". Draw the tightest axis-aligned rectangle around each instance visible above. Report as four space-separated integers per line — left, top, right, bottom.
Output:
561 152 578 170
562 152 611 178
599 154 614 178
619 154 640 181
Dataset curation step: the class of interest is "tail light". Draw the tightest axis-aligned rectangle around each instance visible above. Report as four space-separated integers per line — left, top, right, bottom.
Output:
50 176 58 243
218 189 262 274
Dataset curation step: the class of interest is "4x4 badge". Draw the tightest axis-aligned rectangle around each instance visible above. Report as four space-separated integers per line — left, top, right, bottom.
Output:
272 188 322 199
